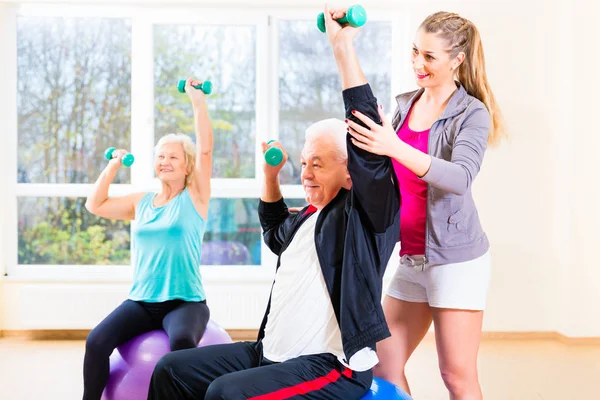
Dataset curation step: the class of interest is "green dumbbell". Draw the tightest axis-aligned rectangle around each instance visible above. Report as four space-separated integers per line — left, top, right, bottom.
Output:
177 79 213 95
104 147 135 167
265 140 284 167
317 5 367 33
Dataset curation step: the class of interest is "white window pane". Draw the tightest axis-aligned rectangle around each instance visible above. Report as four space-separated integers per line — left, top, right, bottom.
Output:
153 25 257 179
278 21 392 184
17 17 132 184
203 198 306 266
18 197 131 265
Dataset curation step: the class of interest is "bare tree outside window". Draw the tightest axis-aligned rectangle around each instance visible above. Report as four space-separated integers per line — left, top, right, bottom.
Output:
278 20 392 184
154 25 256 179
17 17 132 265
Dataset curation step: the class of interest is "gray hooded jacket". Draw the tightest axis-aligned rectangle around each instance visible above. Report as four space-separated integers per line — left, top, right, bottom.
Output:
391 82 490 264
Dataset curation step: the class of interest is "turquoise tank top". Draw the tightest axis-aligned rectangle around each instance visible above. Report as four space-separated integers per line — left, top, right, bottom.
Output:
129 188 207 302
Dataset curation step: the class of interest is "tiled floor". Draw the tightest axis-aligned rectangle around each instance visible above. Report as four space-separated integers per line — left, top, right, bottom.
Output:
0 336 598 399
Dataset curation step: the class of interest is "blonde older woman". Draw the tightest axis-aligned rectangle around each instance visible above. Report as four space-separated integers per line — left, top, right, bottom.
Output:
82 77 214 400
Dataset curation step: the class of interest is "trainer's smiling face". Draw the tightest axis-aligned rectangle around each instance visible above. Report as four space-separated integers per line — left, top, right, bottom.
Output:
412 29 464 88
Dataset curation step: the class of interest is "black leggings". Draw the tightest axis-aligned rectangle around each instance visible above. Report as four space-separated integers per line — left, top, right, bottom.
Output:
82 299 210 400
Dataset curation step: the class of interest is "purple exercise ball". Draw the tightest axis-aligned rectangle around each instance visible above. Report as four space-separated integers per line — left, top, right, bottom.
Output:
101 320 232 400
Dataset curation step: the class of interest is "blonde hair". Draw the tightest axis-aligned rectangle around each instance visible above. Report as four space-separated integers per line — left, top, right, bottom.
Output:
305 118 348 162
420 11 506 145
154 133 196 186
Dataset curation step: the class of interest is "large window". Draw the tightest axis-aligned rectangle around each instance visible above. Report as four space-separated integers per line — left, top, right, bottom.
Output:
7 6 396 277
16 16 133 266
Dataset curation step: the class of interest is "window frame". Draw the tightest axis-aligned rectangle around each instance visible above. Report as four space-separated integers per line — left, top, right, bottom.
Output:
3 3 401 282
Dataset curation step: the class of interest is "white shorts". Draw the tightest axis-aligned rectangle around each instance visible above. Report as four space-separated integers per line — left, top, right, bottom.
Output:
386 250 492 310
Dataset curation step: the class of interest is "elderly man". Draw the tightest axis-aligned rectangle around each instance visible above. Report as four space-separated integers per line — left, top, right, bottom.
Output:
147 12 400 400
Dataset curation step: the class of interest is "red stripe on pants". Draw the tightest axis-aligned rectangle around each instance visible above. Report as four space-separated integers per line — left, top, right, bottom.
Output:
248 367 353 400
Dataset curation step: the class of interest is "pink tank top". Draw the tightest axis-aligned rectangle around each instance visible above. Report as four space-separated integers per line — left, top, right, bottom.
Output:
392 106 429 256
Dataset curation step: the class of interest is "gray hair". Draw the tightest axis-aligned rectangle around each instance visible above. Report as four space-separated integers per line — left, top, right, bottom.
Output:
304 118 348 162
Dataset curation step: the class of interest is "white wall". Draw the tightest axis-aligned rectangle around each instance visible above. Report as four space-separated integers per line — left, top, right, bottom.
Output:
389 0 600 337
1 0 599 336
561 0 600 337
398 0 562 334
0 283 4 331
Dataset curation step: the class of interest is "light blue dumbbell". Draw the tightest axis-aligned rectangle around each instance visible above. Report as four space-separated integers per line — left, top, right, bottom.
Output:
104 147 135 167
177 79 213 94
317 5 367 32
265 140 283 166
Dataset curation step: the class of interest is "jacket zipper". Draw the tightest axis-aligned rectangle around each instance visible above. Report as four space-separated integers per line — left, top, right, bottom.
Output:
424 121 433 265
